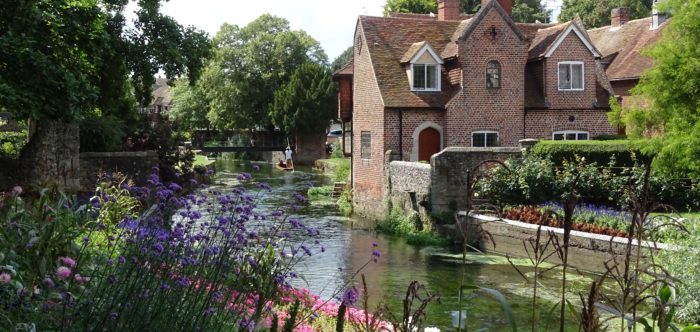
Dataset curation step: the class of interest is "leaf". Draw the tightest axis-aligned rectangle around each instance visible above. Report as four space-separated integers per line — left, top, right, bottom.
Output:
659 284 673 304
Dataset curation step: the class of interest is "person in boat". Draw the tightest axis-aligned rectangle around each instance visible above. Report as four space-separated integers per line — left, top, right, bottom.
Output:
284 145 294 169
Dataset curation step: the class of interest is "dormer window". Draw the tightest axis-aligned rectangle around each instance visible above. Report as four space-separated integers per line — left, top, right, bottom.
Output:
558 61 584 91
403 42 443 92
412 64 439 91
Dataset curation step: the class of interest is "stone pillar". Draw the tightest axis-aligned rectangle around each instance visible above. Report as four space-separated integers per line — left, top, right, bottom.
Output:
518 138 539 152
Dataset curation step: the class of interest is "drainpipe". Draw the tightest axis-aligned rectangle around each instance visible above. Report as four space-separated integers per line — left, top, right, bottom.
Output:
399 111 404 161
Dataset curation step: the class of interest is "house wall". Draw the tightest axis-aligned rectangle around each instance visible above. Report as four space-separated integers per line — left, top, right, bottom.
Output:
545 33 600 110
352 23 387 220
524 109 617 139
384 110 445 161
611 79 639 107
337 77 353 121
445 8 528 147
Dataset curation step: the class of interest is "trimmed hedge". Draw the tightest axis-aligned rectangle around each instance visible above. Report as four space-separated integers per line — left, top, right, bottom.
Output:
531 140 652 167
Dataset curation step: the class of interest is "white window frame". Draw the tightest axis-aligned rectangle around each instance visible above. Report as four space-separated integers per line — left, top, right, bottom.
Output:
471 131 499 147
411 63 440 92
552 130 589 141
557 61 584 91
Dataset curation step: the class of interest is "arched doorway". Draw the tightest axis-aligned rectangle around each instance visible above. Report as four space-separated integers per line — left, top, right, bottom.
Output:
418 127 441 162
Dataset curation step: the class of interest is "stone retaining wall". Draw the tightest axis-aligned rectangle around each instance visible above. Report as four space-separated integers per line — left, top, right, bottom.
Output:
457 212 666 273
386 161 432 220
80 151 159 192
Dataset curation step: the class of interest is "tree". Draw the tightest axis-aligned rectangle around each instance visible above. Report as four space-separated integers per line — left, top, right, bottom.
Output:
382 0 549 23
559 0 652 28
201 14 328 131
271 62 337 136
0 0 211 122
331 46 354 72
625 0 700 177
168 79 210 129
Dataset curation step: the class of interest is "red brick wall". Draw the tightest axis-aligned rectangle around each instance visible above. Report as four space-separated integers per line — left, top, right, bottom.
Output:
445 8 528 147
524 109 617 139
384 110 445 161
352 23 386 219
545 33 600 110
611 79 639 108
338 77 353 121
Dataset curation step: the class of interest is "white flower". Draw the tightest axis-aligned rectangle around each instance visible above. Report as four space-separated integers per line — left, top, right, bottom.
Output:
424 328 441 332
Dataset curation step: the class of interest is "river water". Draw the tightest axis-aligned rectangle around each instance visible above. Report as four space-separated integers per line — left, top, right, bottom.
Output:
213 159 602 331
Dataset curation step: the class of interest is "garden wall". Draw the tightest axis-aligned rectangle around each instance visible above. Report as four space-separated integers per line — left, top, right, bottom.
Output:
80 151 159 192
21 121 81 192
386 161 432 218
430 147 521 214
456 212 666 274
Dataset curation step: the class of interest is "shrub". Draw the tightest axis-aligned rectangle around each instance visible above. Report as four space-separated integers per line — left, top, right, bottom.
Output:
337 187 353 217
531 140 651 167
79 114 127 152
307 185 333 197
659 220 700 324
334 158 350 182
0 130 27 159
330 140 344 159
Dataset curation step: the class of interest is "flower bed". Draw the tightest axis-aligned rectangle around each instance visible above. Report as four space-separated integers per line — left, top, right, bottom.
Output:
501 204 628 237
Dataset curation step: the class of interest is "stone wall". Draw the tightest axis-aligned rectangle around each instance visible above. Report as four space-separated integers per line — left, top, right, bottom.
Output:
430 147 521 214
80 151 159 192
386 161 432 219
458 212 666 273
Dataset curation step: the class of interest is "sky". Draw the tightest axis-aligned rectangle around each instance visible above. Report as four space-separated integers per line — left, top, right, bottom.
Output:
149 0 563 62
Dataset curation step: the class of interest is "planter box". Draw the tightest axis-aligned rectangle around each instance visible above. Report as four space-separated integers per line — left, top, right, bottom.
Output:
456 211 669 274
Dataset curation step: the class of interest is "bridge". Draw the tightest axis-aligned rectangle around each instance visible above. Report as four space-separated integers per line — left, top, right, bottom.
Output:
200 145 287 153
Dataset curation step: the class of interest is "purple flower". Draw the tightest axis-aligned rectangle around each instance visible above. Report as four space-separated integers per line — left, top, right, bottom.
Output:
372 242 379 247
152 243 164 254
342 287 360 306
118 256 126 264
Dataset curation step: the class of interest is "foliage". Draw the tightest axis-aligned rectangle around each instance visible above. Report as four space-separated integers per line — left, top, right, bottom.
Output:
331 46 354 72
0 130 27 159
331 140 345 159
307 185 333 197
334 158 350 182
559 0 652 28
382 0 550 23
0 0 211 121
530 139 651 167
337 187 353 217
201 15 328 131
168 79 211 129
378 206 448 246
659 220 700 324
627 0 700 178
79 113 127 152
271 62 337 136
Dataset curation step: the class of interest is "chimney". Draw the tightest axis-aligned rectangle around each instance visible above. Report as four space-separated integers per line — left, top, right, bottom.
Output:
651 0 667 29
481 0 513 16
438 0 460 21
611 7 630 28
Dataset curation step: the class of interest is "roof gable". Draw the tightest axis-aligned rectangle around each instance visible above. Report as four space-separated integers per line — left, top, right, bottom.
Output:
453 0 526 43
401 42 444 64
542 20 601 59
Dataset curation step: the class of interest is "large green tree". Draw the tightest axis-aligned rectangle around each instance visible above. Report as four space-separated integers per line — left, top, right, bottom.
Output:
271 62 337 136
624 0 700 177
200 14 330 133
168 79 210 129
559 0 652 28
383 0 550 23
0 0 210 122
331 46 354 72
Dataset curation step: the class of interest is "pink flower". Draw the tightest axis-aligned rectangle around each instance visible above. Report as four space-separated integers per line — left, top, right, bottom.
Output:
12 186 22 195
74 274 90 283
0 272 11 283
56 266 72 279
59 257 77 268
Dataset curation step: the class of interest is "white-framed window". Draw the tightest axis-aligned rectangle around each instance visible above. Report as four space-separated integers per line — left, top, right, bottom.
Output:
553 130 589 140
472 131 499 147
558 61 584 91
412 63 440 91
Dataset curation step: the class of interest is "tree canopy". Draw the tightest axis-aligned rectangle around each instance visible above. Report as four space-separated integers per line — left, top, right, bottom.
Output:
271 62 337 136
192 14 334 135
382 0 550 23
0 0 211 122
558 0 652 28
331 46 354 72
623 0 700 177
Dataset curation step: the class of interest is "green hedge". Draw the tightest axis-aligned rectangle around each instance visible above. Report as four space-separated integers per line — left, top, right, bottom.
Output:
0 130 27 159
531 140 652 166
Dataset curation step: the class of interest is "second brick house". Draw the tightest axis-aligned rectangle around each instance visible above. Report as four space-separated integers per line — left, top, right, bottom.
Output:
336 0 618 218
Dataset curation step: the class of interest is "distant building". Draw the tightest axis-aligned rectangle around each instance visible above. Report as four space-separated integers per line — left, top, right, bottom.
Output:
136 77 173 115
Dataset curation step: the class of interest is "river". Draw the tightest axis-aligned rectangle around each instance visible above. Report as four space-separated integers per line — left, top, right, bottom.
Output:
213 159 603 331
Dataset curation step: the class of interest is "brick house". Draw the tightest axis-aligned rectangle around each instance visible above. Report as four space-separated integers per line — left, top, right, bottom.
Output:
335 0 618 219
588 6 669 110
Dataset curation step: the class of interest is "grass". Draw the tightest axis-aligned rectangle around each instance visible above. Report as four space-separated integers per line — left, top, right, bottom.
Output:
307 185 333 198
377 207 448 247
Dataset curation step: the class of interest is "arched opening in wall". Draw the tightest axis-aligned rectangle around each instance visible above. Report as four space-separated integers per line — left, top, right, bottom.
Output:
418 127 441 162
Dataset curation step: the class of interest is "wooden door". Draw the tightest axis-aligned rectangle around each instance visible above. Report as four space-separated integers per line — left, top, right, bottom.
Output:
418 127 440 162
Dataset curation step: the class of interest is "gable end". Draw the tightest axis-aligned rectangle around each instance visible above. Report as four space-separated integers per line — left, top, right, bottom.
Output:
544 23 601 59
456 0 526 43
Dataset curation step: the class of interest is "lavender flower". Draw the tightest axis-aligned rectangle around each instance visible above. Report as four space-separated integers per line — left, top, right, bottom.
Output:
342 287 360 306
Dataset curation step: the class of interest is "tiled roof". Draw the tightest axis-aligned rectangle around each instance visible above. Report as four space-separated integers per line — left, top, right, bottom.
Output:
400 41 429 63
588 17 667 80
527 23 567 60
388 12 474 21
333 58 354 77
359 15 461 108
151 78 172 107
